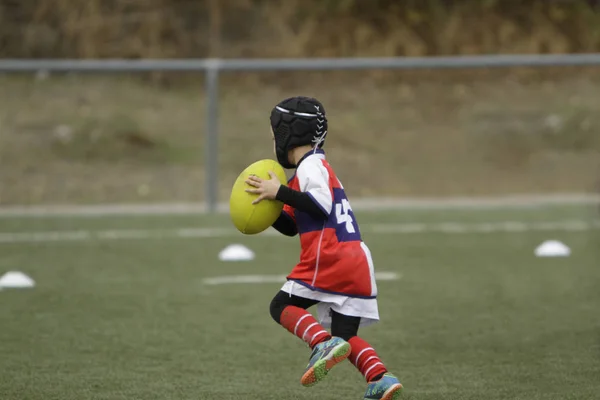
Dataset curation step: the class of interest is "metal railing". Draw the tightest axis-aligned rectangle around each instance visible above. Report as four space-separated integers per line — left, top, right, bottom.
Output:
2 53 600 212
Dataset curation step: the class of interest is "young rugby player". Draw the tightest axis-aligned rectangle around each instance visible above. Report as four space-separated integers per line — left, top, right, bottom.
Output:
245 96 403 400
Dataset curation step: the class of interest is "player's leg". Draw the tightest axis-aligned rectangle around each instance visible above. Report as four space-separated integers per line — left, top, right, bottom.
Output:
331 310 403 400
269 291 351 386
269 290 329 346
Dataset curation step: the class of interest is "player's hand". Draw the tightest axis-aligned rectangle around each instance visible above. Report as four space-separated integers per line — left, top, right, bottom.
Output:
245 171 281 205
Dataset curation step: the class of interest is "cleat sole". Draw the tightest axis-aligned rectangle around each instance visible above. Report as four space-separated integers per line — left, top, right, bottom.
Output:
379 383 403 400
300 341 352 387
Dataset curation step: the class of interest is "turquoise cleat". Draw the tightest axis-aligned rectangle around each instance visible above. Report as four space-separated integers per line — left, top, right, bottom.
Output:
364 373 403 400
300 336 351 387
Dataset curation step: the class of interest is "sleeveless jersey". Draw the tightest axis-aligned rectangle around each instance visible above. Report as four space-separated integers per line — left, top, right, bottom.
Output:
282 149 377 299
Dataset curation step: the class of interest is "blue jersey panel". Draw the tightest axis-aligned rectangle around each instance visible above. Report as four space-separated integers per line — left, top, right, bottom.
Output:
294 188 361 243
295 210 326 234
329 188 362 242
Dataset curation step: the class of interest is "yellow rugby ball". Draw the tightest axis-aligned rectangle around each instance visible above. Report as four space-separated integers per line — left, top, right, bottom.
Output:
229 159 288 235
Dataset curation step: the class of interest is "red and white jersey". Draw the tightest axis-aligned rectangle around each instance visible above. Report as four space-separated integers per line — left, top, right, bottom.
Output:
282 149 377 299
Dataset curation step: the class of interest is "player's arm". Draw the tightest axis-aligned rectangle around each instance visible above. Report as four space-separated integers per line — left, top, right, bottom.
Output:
245 159 331 220
275 159 332 220
271 210 298 236
275 186 327 220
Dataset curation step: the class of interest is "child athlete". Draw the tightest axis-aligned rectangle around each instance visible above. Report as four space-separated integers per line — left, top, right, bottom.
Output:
245 96 403 400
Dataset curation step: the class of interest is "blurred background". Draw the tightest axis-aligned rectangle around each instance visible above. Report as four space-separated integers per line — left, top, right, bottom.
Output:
1 0 600 206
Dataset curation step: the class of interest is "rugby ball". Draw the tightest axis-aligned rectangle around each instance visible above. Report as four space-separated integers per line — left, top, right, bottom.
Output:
229 159 288 234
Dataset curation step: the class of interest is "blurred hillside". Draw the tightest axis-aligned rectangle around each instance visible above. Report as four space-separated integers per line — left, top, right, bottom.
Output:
2 0 600 59
0 1 599 205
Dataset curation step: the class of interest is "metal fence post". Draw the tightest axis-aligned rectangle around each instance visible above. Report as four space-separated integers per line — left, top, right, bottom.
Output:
205 60 220 213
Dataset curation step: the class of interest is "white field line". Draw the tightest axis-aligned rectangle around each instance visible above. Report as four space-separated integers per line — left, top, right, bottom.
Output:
203 271 401 285
0 220 598 245
0 193 598 218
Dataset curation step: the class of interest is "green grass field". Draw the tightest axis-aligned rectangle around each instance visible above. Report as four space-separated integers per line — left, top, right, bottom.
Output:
0 205 599 399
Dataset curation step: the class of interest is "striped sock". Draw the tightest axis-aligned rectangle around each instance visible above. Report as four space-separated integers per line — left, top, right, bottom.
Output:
348 336 388 382
279 306 331 348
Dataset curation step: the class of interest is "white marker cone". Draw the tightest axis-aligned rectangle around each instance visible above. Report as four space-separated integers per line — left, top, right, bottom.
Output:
219 244 255 262
535 240 571 257
0 271 35 288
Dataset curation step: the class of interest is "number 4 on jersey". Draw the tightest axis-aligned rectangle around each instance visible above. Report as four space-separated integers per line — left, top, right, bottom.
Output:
335 199 356 233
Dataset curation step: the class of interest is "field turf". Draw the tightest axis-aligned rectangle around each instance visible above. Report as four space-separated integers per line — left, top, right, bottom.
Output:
0 205 599 399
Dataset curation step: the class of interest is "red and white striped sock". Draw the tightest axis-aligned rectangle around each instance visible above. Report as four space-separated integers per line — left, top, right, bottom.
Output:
279 306 331 348
348 336 388 382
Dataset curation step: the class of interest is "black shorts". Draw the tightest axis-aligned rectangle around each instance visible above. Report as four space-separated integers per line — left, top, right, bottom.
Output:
269 290 361 340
